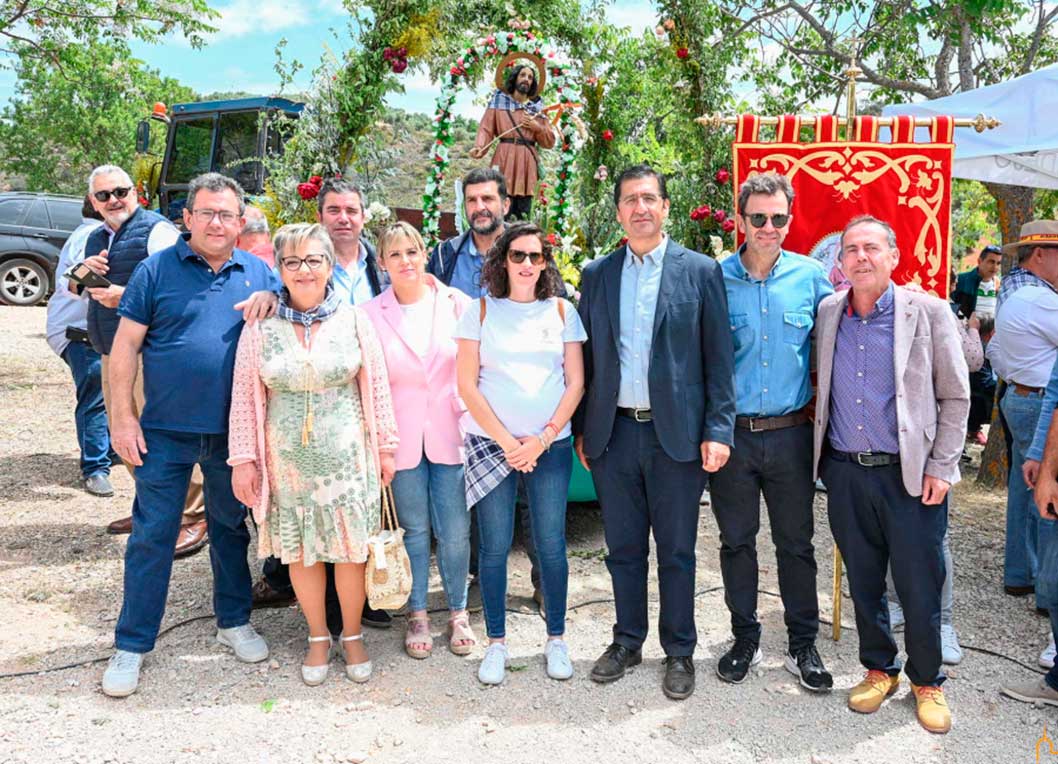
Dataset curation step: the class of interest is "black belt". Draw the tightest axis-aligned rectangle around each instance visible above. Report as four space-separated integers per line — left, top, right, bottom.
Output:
498 137 534 146
735 408 810 432
829 450 900 467
616 407 652 422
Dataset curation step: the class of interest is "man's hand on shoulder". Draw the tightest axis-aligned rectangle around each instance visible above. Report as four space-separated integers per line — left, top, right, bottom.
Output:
235 290 279 324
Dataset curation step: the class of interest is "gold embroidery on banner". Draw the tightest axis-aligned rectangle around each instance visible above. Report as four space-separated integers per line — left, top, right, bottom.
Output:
734 142 954 289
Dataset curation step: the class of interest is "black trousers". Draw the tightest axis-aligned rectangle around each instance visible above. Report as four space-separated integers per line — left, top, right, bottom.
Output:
822 452 947 687
591 416 708 657
708 422 819 651
968 367 997 433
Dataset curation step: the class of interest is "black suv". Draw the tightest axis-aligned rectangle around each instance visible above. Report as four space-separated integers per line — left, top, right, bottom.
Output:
0 192 84 306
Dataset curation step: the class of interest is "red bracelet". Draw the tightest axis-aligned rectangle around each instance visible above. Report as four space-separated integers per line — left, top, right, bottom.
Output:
544 422 560 436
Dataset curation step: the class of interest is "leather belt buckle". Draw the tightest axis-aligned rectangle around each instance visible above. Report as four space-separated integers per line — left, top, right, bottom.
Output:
856 452 877 467
748 417 764 433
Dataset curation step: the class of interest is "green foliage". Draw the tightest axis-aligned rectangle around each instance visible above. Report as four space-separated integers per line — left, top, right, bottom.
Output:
0 43 196 193
950 179 999 267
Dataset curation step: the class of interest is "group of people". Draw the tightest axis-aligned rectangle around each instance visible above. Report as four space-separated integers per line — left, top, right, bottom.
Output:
47 156 1058 738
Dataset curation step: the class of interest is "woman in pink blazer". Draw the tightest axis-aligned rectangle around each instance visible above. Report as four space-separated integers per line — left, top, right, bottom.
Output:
363 221 475 660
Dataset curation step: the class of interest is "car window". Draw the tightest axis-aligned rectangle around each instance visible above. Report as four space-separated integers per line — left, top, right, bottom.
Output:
0 198 31 226
47 200 83 231
22 200 50 229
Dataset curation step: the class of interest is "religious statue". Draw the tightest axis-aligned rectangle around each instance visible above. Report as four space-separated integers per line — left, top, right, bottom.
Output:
470 55 556 220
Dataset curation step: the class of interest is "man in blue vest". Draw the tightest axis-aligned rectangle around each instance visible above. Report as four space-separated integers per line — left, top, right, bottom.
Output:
101 172 279 697
79 165 208 558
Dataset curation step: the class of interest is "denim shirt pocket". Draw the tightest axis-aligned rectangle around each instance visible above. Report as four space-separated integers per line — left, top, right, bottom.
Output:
730 312 752 352
782 311 813 346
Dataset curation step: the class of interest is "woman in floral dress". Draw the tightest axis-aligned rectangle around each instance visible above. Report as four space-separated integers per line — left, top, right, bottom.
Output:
228 223 398 686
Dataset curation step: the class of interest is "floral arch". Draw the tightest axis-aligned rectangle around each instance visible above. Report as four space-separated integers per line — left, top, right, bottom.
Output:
421 29 581 247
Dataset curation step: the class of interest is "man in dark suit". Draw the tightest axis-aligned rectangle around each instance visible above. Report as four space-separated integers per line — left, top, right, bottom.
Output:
574 164 736 699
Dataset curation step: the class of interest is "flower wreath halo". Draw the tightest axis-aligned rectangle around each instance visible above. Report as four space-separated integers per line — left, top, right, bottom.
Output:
422 28 581 248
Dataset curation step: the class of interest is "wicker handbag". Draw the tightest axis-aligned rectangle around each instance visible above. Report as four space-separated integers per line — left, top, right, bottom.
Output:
364 486 412 610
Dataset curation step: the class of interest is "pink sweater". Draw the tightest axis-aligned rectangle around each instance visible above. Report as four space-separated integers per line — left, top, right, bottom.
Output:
227 305 399 526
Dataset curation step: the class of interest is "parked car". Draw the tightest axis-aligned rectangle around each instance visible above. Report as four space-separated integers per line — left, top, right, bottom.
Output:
0 192 84 306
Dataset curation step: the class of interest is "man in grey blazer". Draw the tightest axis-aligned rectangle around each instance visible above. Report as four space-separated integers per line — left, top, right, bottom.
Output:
813 215 968 734
574 164 736 700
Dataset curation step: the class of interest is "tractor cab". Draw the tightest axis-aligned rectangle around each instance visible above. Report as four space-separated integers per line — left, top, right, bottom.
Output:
136 97 303 223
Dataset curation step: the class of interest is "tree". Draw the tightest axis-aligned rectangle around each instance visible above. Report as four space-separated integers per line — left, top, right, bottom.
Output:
0 43 196 193
0 0 217 71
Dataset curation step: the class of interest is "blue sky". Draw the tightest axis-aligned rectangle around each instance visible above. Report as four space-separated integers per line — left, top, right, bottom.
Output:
0 1 658 118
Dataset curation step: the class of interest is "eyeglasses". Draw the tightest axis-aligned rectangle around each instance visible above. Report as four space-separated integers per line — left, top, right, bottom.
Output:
744 213 791 228
92 186 132 203
191 208 240 225
618 193 663 208
508 249 545 265
280 255 328 271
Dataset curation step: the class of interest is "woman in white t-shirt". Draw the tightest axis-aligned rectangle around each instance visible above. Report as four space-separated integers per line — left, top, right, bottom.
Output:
362 222 477 661
455 221 587 686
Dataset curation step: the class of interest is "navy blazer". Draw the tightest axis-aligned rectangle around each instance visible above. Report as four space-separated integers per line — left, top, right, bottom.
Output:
572 239 736 463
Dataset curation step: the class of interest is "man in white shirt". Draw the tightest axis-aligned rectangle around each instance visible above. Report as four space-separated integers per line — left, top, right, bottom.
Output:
45 197 110 495
987 220 1058 608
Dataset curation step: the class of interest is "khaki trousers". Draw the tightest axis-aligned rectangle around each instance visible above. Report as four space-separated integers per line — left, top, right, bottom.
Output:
100 354 205 520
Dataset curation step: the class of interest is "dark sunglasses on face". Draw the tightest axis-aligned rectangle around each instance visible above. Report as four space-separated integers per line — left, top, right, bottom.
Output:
280 255 328 271
93 186 133 203
745 212 791 228
507 249 545 265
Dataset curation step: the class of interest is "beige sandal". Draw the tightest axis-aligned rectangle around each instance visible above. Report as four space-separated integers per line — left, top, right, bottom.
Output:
447 612 477 656
405 614 432 659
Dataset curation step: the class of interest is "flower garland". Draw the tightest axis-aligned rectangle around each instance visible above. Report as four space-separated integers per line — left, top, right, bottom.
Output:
422 29 581 247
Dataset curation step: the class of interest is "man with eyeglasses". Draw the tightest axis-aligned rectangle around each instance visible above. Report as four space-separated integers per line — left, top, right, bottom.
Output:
100 172 279 697
576 164 735 700
78 165 209 558
710 172 835 692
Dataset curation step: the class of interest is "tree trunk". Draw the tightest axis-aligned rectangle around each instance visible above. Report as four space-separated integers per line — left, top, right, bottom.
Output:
976 181 1036 488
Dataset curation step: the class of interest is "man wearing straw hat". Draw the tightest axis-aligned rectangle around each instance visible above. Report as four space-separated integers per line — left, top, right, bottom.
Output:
988 221 1058 622
470 57 556 220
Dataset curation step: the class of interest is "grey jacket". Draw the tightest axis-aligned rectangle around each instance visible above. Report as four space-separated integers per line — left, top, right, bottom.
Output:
812 284 970 496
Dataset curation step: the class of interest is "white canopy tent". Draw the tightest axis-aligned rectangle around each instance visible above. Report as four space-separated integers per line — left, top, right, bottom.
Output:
883 63 1058 190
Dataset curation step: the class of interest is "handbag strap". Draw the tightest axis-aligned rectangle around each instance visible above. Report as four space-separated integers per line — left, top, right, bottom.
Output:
380 485 399 532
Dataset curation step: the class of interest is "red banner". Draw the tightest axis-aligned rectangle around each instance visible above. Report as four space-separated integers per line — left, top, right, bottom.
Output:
732 119 955 298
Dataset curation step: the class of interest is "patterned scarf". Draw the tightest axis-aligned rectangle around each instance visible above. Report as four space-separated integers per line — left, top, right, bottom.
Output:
487 89 543 116
276 284 342 344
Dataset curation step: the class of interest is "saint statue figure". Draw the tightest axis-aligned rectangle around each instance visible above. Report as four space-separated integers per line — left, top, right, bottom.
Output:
470 57 556 220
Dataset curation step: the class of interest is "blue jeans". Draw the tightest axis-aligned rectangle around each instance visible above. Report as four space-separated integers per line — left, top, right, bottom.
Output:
1037 537 1058 691
477 437 572 639
115 428 252 653
390 455 470 612
1001 390 1056 603
61 342 112 479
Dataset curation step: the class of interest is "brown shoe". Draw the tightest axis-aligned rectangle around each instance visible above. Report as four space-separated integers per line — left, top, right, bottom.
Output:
173 520 208 559
251 577 296 609
106 515 133 535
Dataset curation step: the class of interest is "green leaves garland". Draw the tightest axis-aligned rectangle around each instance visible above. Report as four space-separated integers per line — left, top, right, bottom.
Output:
422 29 581 247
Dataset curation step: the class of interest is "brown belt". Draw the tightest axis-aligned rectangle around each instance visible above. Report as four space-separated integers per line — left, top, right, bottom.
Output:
735 408 811 433
1013 383 1044 396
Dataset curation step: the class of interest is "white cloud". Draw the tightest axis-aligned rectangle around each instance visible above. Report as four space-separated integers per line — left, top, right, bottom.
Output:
605 1 658 33
205 0 314 42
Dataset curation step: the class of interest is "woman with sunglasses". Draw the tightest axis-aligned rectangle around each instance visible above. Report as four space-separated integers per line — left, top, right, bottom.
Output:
228 223 398 686
362 221 477 660
454 221 586 685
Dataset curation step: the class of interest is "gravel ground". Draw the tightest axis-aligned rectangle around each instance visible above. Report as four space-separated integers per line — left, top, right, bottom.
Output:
0 304 1052 764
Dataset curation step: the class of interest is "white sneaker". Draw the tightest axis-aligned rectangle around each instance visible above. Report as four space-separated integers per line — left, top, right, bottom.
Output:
1040 637 1056 670
888 602 905 631
102 650 144 697
478 642 509 685
940 624 963 665
217 624 269 663
544 639 573 680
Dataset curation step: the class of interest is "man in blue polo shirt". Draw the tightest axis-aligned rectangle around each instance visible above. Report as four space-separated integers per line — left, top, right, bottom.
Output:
710 172 835 692
101 172 279 697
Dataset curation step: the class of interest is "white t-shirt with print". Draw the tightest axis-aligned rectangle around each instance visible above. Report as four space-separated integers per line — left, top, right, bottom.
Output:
975 275 998 317
454 295 587 439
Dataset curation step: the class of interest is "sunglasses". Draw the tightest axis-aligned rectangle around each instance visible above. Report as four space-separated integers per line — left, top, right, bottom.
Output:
93 186 133 203
744 212 791 228
508 249 546 265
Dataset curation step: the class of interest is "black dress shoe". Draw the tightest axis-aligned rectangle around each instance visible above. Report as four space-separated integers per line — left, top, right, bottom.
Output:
662 656 695 700
590 642 642 683
362 604 393 629
716 638 761 684
783 644 833 692
1005 584 1035 596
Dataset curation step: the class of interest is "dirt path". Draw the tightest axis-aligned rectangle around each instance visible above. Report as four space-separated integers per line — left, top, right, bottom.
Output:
0 305 1049 764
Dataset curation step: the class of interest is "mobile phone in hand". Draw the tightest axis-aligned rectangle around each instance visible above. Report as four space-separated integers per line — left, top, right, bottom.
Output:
66 262 112 289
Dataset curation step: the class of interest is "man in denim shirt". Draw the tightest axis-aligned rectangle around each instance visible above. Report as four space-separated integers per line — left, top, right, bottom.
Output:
711 173 834 692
